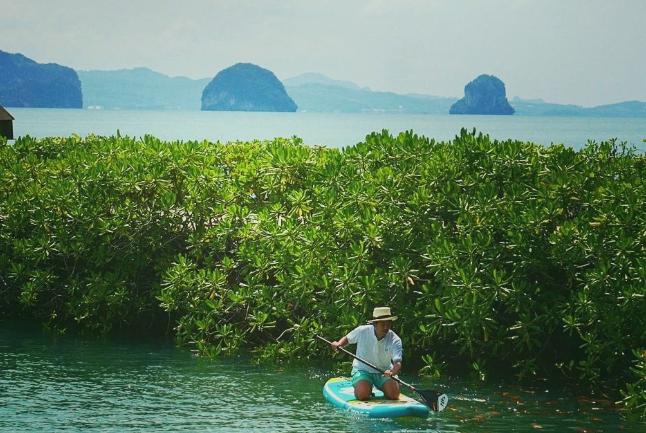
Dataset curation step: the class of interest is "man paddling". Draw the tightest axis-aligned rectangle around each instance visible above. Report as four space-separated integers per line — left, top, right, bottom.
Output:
330 307 402 401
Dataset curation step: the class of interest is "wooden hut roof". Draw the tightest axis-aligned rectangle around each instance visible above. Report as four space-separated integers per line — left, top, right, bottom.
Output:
0 105 15 120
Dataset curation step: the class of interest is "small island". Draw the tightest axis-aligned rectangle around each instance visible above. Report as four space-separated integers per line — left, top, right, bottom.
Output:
450 74 514 115
201 63 297 112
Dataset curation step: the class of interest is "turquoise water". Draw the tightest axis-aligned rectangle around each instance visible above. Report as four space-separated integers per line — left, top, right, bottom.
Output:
7 108 646 151
1 323 643 433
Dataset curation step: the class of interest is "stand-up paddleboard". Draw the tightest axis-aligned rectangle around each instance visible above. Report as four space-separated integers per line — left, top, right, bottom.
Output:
323 377 430 418
315 335 449 414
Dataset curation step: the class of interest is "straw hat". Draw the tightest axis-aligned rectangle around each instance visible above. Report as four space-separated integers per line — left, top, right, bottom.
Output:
367 306 398 323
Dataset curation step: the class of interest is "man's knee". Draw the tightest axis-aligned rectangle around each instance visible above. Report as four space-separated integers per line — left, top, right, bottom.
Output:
354 381 372 401
384 389 400 399
382 380 400 400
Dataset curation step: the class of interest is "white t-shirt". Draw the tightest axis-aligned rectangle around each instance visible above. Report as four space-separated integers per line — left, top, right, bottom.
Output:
346 324 403 373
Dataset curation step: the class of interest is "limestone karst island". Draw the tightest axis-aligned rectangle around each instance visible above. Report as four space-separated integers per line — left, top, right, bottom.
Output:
0 50 82 108
450 74 514 115
201 63 297 112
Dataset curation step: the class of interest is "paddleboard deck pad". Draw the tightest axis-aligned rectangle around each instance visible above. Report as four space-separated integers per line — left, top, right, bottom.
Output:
323 377 430 418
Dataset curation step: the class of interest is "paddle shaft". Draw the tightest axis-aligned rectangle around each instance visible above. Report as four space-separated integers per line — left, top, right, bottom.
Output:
315 334 418 392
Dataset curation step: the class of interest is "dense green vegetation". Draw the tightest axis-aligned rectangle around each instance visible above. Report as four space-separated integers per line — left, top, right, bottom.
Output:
1 130 644 418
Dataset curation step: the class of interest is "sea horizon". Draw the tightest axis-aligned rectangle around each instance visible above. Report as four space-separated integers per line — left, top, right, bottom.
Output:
7 107 646 152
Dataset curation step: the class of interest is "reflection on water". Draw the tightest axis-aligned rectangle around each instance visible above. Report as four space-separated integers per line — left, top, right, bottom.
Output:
0 322 643 433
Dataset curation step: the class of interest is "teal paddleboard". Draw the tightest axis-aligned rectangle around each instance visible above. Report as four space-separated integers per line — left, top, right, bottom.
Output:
323 377 430 418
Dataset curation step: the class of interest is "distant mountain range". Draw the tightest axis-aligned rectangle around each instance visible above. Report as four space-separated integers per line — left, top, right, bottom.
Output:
283 73 455 114
511 97 646 117
78 68 209 110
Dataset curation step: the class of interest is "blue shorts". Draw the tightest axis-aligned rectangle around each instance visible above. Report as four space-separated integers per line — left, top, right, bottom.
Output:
351 369 392 389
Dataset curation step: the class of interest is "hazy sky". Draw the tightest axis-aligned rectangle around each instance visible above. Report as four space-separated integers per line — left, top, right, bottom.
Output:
2 0 645 106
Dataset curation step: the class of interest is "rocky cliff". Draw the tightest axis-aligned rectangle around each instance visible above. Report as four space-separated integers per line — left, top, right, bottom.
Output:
201 63 296 112
0 50 82 108
450 74 514 115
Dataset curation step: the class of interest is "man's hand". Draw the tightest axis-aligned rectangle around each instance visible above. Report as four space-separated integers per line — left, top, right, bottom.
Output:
331 336 348 351
385 361 402 377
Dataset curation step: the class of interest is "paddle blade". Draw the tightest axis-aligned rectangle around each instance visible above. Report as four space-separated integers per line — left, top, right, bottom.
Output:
418 390 449 412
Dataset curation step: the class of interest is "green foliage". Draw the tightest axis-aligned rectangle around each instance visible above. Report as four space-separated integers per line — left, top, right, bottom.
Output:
1 130 644 418
620 349 646 420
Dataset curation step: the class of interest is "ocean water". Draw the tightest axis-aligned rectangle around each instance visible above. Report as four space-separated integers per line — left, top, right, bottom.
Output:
2 322 644 433
6 108 646 151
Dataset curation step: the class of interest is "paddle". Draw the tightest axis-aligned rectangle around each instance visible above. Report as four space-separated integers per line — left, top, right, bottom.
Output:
315 334 448 411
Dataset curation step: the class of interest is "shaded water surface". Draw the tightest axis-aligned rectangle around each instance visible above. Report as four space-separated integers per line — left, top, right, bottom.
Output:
1 323 643 432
